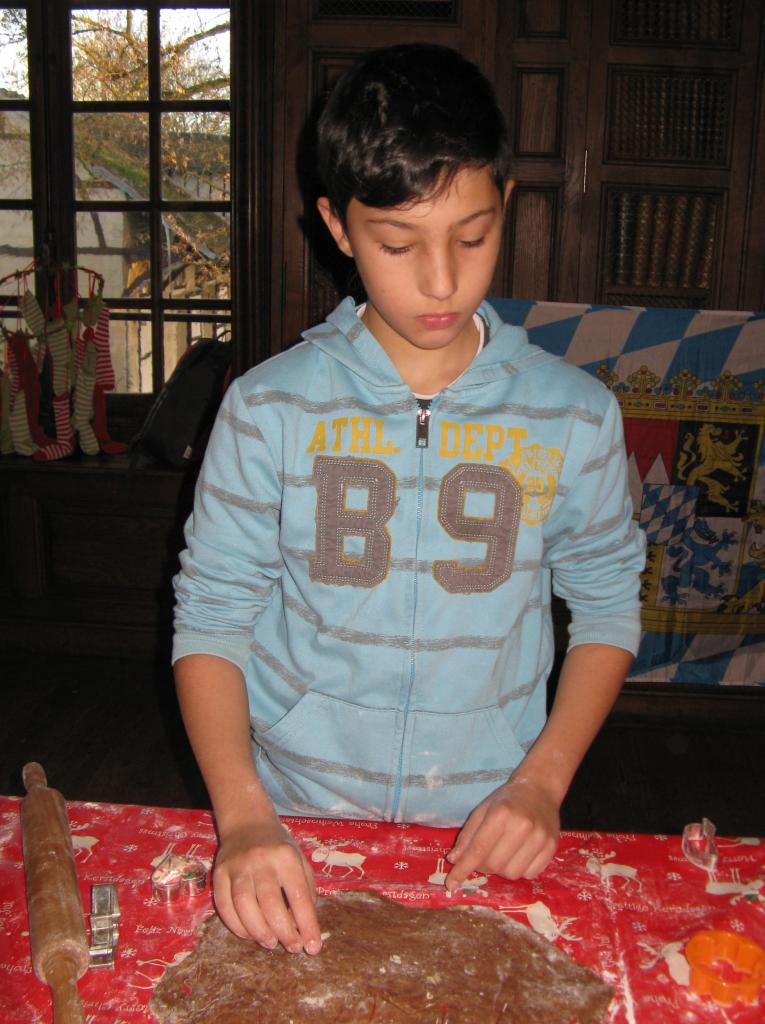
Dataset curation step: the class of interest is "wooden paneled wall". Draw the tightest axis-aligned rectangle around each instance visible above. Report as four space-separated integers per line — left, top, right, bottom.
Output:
268 0 765 352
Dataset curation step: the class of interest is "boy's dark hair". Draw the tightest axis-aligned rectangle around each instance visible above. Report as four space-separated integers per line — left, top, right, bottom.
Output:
316 43 509 222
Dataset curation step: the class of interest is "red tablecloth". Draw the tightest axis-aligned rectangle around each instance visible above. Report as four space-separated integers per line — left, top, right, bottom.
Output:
1 795 764 1022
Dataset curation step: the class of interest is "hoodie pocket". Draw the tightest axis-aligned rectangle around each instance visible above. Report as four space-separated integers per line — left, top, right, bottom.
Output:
252 690 398 817
399 706 528 825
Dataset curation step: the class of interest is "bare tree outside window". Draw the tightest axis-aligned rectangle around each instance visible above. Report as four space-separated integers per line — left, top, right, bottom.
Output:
71 7 231 391
0 8 32 274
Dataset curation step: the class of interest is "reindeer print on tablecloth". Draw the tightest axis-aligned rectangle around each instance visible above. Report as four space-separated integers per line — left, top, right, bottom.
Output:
705 869 765 905
638 938 690 987
499 899 580 944
427 857 488 894
579 847 643 894
303 838 367 879
70 822 99 862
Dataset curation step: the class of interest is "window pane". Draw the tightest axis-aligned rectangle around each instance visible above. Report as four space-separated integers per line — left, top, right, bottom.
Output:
108 312 153 393
71 9 149 101
0 107 30 197
162 211 230 299
0 208 33 277
76 210 151 298
162 111 229 201
75 112 149 201
0 7 28 97
160 7 230 100
163 309 230 380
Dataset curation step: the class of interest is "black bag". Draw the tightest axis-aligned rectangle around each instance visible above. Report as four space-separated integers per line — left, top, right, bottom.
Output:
129 338 232 469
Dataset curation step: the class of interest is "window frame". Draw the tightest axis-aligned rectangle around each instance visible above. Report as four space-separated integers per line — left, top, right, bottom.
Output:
1 0 269 432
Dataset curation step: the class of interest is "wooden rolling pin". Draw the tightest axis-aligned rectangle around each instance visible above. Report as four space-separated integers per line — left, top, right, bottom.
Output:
21 762 89 1024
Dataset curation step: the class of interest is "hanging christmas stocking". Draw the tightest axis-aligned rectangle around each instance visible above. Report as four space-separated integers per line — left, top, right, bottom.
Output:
91 381 128 454
19 288 46 339
9 391 37 454
46 320 73 387
72 336 99 455
20 289 75 460
4 332 37 454
0 365 13 454
3 333 38 454
30 323 75 460
87 303 126 454
33 393 77 461
30 324 76 460
90 297 116 392
6 331 54 449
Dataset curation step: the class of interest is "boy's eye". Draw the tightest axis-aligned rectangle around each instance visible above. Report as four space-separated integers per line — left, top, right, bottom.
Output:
460 237 486 249
380 243 411 256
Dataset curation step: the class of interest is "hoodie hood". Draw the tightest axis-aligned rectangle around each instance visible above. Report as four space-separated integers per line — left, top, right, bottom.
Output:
301 296 558 392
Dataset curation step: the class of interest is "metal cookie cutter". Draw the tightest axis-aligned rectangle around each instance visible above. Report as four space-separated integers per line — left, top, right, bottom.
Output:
151 852 207 903
89 883 120 968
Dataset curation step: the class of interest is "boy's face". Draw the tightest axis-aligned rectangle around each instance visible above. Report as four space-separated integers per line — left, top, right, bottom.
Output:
318 167 512 369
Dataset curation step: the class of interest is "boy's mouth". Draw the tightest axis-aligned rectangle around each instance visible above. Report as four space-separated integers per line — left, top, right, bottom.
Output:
416 313 459 330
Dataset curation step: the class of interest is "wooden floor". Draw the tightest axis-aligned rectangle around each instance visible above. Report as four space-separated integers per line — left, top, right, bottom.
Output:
3 652 764 838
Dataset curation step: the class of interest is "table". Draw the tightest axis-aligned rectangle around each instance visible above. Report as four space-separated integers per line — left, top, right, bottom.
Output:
1 795 763 1022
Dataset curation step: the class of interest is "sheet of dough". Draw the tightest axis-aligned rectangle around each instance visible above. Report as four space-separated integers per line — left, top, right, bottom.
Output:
150 890 613 1022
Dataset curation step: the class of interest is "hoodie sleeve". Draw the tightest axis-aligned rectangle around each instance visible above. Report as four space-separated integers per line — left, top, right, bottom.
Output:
542 391 646 655
172 379 283 670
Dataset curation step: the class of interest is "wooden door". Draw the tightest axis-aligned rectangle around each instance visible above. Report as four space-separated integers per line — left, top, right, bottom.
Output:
494 0 593 302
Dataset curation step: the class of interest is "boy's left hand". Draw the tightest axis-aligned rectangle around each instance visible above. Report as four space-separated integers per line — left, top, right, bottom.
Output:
444 775 560 892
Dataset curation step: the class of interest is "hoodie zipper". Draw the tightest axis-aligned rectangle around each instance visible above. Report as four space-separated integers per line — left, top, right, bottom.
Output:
415 399 431 448
391 397 435 819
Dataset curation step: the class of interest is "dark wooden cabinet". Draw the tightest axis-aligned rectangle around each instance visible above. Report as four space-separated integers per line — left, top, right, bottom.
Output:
579 0 764 310
498 0 765 310
0 457 196 659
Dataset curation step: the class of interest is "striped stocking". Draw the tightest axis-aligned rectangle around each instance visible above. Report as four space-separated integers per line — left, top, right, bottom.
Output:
0 367 12 453
33 394 75 461
72 337 99 454
6 332 53 448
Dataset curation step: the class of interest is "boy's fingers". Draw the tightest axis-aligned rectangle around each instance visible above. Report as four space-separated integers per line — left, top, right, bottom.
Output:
521 840 557 880
213 883 252 940
444 835 489 892
446 822 494 889
446 809 485 864
212 865 253 939
256 882 306 952
223 873 279 948
282 868 322 954
444 856 478 893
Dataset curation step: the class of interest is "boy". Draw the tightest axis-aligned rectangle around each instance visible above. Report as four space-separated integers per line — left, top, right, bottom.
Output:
173 43 645 958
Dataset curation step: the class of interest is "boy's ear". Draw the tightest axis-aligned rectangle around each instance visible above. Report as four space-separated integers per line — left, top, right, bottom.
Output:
317 197 353 258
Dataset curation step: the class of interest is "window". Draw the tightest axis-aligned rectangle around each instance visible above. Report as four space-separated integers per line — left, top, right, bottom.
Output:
0 1 243 405
0 8 33 277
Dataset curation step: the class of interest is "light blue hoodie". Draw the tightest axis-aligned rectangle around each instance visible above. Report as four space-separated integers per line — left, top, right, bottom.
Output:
173 298 645 825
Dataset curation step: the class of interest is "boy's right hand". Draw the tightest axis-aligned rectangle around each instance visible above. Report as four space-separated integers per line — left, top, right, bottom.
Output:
213 814 322 955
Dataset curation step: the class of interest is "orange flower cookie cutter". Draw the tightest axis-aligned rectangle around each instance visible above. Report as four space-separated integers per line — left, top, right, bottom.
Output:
685 929 765 1006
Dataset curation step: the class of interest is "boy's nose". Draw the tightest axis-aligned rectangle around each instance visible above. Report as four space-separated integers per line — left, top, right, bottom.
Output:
419 249 457 300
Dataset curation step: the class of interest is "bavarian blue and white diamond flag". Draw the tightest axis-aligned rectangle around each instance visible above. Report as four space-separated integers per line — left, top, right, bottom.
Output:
639 484 699 546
